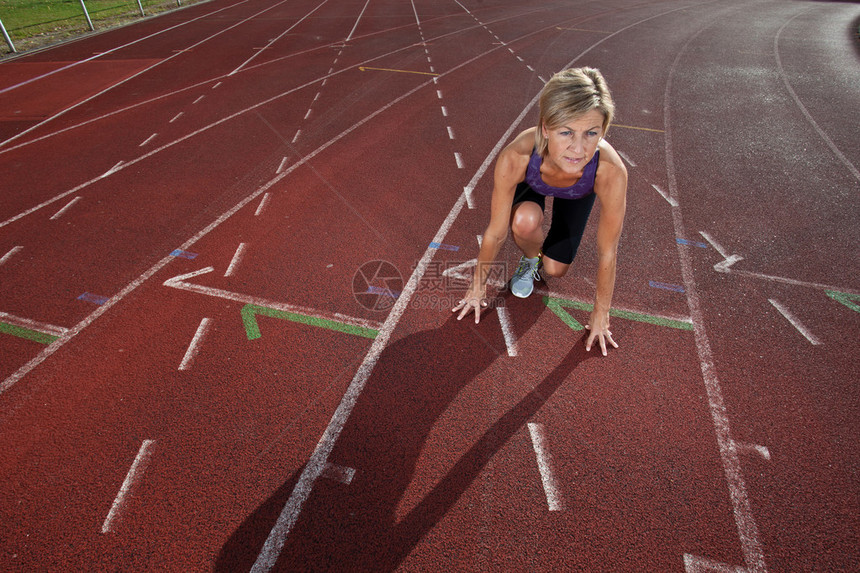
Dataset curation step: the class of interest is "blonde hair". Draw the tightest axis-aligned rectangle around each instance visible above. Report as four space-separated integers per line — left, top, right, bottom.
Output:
534 67 615 156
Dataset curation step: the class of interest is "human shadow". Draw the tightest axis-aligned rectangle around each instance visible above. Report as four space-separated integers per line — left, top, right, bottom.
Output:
216 291 590 571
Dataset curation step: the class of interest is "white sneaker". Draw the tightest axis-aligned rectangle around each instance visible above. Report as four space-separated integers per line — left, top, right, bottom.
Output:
510 255 541 298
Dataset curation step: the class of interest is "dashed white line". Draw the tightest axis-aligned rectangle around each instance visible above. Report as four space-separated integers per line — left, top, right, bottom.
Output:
139 133 158 147
276 156 289 174
224 243 247 277
178 317 211 370
212 81 222 90
291 129 301 144
169 111 184 123
50 196 81 220
447 126 455 139
527 422 564 511
303 109 312 120
193 95 205 104
441 106 448 117
454 152 464 169
0 246 23 266
436 89 443 99
497 306 518 356
255 193 271 216
768 298 821 345
102 439 156 534
652 183 678 207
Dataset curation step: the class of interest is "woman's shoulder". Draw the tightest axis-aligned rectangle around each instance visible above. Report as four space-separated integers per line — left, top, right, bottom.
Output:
496 128 535 180
596 139 628 180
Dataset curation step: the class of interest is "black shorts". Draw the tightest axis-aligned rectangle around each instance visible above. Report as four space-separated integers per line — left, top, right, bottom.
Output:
512 182 596 265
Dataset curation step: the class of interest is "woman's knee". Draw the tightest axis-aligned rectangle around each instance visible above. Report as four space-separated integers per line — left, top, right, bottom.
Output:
540 257 570 278
511 203 543 237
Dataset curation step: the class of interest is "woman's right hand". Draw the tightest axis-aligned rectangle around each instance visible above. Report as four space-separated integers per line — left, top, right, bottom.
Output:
452 284 488 324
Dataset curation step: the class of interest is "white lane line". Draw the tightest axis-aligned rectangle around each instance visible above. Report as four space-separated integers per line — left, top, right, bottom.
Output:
169 111 184 123
303 108 312 120
100 161 124 179
212 81 222 90
193 95 206 105
178 318 211 370
768 299 821 345
139 133 158 147
527 423 564 511
345 0 370 42
447 126 455 139
698 230 730 259
664 21 766 572
102 439 156 534
0 246 23 266
224 243 247 277
617 150 636 167
276 156 289 174
454 152 464 169
652 183 678 207
436 89 443 99
291 129 301 144
463 185 475 209
441 105 448 116
50 196 81 220
497 306 518 357
255 193 271 216
0 311 68 337
251 89 540 573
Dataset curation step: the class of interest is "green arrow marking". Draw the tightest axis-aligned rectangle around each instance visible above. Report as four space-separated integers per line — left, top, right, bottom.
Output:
543 296 693 331
0 322 58 345
826 290 860 314
241 304 378 340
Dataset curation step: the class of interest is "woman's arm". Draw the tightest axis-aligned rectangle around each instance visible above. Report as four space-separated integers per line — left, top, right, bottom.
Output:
585 140 628 354
453 129 533 323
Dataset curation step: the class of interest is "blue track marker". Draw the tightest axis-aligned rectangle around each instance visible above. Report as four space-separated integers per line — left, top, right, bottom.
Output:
78 292 109 305
170 249 198 259
649 280 685 293
676 238 708 248
366 286 401 298
429 242 459 251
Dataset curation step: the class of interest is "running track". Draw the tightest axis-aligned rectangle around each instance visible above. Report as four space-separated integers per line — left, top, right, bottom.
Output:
0 0 858 570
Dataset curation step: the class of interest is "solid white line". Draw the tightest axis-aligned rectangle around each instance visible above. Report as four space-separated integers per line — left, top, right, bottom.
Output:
255 193 271 216
768 299 821 345
497 306 518 357
664 21 766 573
527 423 564 511
178 318 211 371
102 439 155 534
0 311 68 337
0 246 23 266
50 196 81 220
345 0 371 42
224 243 247 277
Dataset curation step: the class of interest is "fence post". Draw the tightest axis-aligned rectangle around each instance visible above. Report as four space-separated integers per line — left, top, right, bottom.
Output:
0 18 16 53
78 0 95 31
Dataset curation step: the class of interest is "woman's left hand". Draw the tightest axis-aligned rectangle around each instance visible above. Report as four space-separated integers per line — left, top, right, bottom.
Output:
585 309 618 356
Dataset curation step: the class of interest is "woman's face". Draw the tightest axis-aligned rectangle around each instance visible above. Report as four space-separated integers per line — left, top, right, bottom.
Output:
542 109 605 175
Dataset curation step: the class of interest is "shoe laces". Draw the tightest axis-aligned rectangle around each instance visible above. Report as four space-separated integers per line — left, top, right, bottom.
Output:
514 256 539 280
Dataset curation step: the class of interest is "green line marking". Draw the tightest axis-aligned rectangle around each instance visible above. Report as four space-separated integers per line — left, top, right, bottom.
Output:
543 296 694 331
241 304 378 340
826 290 860 314
0 322 58 345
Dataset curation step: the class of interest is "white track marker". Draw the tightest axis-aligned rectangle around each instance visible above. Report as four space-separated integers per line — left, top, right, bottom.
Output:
101 161 124 179
193 95 205 105
441 106 448 117
617 150 636 167
736 442 771 461
497 306 518 357
321 462 356 485
447 126 455 140
224 243 247 277
50 196 81 220
684 553 750 573
454 152 464 169
169 111 184 123
652 183 678 207
768 299 821 345
0 311 68 337
276 157 289 174
463 185 475 209
255 193 271 216
0 246 23 266
698 230 729 259
291 129 301 144
164 267 382 332
102 439 155 534
178 317 211 370
139 133 157 147
527 423 564 511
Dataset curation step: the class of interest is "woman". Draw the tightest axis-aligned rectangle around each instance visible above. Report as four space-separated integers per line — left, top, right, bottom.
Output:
452 67 628 356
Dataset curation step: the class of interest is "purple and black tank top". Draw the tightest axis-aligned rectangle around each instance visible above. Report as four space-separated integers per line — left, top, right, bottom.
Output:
524 149 599 200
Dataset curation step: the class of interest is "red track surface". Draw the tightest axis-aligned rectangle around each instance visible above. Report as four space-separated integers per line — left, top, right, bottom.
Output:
1 0 858 571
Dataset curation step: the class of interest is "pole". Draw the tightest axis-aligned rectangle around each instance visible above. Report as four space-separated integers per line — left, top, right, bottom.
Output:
78 0 95 31
136 0 145 17
0 18 16 53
